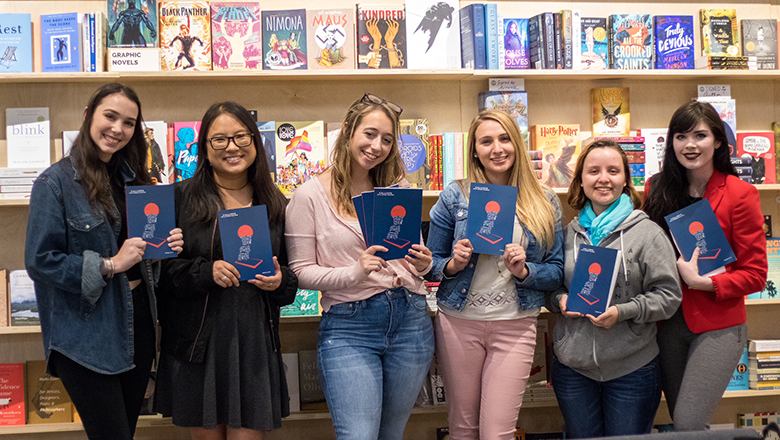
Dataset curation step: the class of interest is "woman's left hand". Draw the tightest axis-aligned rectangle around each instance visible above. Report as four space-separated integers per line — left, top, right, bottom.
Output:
167 228 184 253
676 247 714 291
249 256 282 291
406 244 432 272
587 306 618 329
504 243 528 279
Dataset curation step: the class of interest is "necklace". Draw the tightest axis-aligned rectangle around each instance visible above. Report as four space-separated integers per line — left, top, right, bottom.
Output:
215 180 250 191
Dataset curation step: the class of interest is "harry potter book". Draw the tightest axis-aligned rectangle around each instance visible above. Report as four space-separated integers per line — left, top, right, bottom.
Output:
356 4 407 69
700 9 739 57
307 9 355 70
211 2 262 70
591 87 630 137
159 0 211 70
608 14 652 69
530 124 580 188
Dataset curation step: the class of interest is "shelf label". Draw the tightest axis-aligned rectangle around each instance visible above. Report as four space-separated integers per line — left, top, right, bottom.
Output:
489 78 525 91
108 48 161 72
698 84 730 98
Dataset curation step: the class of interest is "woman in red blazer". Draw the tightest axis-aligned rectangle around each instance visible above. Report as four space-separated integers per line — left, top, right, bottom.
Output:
643 100 767 431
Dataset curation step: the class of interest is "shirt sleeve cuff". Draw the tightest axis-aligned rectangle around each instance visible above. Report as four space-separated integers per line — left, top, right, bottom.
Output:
81 250 107 311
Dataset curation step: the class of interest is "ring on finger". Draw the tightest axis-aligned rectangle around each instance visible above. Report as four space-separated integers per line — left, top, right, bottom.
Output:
222 275 228 282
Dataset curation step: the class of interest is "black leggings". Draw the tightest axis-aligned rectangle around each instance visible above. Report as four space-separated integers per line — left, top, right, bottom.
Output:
49 283 156 440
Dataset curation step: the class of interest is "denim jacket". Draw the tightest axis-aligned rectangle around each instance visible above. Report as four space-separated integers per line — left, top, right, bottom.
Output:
426 181 564 311
25 157 158 375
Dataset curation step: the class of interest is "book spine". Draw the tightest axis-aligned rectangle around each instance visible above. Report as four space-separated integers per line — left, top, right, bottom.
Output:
485 4 498 69
553 12 563 69
461 133 467 181
497 14 505 70
81 14 89 72
454 132 464 180
528 15 543 68
561 10 573 69
543 13 555 69
443 133 455 188
608 15 616 68
473 4 486 69
90 12 96 72
572 10 581 69
460 5 475 69
754 373 780 381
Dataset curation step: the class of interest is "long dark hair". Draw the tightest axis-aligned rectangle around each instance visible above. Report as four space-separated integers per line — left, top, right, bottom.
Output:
70 83 151 221
188 101 287 226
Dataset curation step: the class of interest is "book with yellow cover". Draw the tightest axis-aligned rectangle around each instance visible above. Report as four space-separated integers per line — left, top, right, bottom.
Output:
530 124 580 188
591 87 630 137
700 9 739 57
25 360 72 423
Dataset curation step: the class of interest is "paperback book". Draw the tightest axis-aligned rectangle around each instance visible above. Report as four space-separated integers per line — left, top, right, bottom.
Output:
530 124 580 188
298 350 325 403
274 121 326 194
0 363 24 426
478 91 528 145
262 9 307 70
5 107 50 169
256 121 276 182
653 15 694 69
504 18 529 69
727 347 749 391
741 19 778 70
591 87 630 138
170 121 201 182
40 13 81 72
406 0 460 69
280 289 321 316
399 119 431 189
107 0 157 48
737 132 775 184
125 184 177 259
353 187 423 261
218 204 275 280
0 14 33 72
159 0 211 71
211 2 262 71
698 97 737 156
9 270 37 326
700 9 739 57
356 4 407 69
466 182 518 255
608 14 652 69
580 17 608 69
664 198 737 277
25 360 72 424
637 128 667 178
307 9 354 69
281 353 300 412
143 121 169 184
566 244 621 317
0 270 7 327
755 237 780 300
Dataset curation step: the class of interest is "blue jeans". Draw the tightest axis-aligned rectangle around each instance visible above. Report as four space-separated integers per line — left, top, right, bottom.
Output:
317 288 434 440
551 356 661 438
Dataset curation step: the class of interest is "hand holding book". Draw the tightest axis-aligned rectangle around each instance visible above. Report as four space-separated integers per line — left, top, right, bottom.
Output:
444 238 473 276
675 247 715 291
359 245 390 275
504 243 528 279
248 256 283 291
214 260 241 288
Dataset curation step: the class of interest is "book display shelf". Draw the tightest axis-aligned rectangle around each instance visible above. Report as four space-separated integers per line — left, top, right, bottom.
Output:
2 0 780 438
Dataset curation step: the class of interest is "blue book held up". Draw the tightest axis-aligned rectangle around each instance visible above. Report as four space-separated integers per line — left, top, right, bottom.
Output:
665 199 736 277
467 182 517 255
40 13 81 72
0 14 33 72
372 188 423 261
125 184 176 259
566 244 622 316
218 205 275 280
653 15 694 69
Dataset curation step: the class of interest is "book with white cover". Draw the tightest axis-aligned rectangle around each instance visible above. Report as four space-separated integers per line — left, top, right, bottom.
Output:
282 353 300 412
405 0 460 69
5 108 50 169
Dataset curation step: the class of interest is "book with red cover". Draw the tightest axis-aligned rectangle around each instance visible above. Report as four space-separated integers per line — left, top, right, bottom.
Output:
0 363 25 426
737 131 775 184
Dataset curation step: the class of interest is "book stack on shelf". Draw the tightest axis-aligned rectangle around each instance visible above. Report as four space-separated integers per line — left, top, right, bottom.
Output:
739 412 780 431
749 340 780 390
0 361 77 426
594 136 646 187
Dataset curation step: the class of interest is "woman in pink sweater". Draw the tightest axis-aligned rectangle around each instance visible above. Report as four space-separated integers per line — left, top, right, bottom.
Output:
285 94 434 440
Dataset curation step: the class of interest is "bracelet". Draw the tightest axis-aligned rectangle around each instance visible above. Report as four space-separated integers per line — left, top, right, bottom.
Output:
103 258 115 280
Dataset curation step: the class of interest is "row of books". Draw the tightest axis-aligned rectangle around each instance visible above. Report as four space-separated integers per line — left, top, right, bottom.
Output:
0 361 78 426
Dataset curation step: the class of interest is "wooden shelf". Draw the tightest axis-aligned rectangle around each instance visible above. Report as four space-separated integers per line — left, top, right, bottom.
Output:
746 299 780 305
0 415 171 434
0 325 41 335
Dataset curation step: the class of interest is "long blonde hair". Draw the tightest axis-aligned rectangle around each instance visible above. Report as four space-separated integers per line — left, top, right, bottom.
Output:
329 96 405 216
460 110 556 250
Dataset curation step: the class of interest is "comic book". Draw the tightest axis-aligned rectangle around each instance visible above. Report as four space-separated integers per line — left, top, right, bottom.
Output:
700 9 739 57
211 2 262 70
274 121 325 194
530 124 580 188
262 9 307 70
741 19 778 70
653 15 694 69
159 0 211 70
405 0 460 69
478 91 528 146
356 4 407 69
107 0 157 48
608 14 652 69
399 119 431 189
307 9 355 69
170 121 200 182
143 121 169 184
591 87 630 137
580 17 607 69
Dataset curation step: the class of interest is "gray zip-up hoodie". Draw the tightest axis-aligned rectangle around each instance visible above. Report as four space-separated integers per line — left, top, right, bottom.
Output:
546 210 682 382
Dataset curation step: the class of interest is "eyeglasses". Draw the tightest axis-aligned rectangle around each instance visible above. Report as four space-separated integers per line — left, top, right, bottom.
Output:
208 133 254 150
361 93 403 116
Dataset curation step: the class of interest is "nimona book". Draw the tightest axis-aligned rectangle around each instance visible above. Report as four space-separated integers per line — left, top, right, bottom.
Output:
664 198 737 277
566 244 621 317
218 205 274 280
125 184 177 259
466 182 518 255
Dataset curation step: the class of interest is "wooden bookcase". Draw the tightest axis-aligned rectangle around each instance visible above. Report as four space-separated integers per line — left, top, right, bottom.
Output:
2 0 780 438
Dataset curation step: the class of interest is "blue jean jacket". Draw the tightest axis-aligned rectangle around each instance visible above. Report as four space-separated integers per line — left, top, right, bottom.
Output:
426 182 564 311
24 157 158 375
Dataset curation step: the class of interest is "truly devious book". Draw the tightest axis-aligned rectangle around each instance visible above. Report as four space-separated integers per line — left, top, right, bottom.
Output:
466 182 518 255
356 4 407 69
580 17 608 69
700 9 739 57
405 0 460 69
737 131 775 184
608 14 652 69
307 9 355 70
530 124 580 188
0 13 33 72
210 2 262 71
107 0 158 48
159 0 212 71
653 15 694 69
170 121 201 182
591 87 630 137
274 121 325 194
218 204 274 280
741 19 778 70
125 184 177 259
40 13 81 73
566 244 621 317
398 119 431 190
262 8 307 70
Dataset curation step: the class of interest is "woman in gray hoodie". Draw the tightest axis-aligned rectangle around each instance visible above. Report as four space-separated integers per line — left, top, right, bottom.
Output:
546 139 682 438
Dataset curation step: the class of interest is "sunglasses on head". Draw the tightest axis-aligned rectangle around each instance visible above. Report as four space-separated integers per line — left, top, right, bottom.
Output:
360 93 403 116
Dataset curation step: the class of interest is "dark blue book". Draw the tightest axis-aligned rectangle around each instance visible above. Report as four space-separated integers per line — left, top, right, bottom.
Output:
352 193 369 247
466 182 517 255
653 15 694 69
567 244 621 316
665 199 737 277
218 205 275 280
372 188 423 261
257 121 276 182
459 3 486 69
125 184 176 259
40 13 81 72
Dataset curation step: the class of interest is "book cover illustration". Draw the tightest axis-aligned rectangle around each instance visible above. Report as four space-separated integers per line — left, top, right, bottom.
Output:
581 17 607 69
566 244 621 316
356 4 406 69
0 14 33 72
10 270 37 326
700 9 739 57
0 363 24 426
257 121 276 182
307 9 354 69
25 360 72 424
727 347 750 391
664 199 737 277
143 121 169 184
275 121 326 194
504 18 529 69
592 87 630 137
653 15 694 69
741 19 778 70
466 182 518 255
609 14 652 69
399 119 430 189
218 204 274 280
5 107 50 169
125 184 177 259
211 2 262 70
159 0 211 71
171 121 200 181
280 289 321 316
478 91 529 146
107 0 157 48
406 0 460 69
531 125 580 188
698 97 737 157
637 128 667 178
262 9 307 70
40 13 81 72
737 132 775 184
364 188 423 261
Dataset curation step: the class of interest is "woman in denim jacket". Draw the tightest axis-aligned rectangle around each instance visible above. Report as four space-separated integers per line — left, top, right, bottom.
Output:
426 110 564 439
24 83 183 440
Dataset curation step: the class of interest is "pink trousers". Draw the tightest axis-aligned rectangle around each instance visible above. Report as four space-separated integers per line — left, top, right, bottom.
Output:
435 312 537 440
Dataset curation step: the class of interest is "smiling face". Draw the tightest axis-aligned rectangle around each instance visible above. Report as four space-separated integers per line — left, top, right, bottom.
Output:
348 109 394 173
89 93 139 163
474 119 516 185
673 120 719 178
581 147 626 215
206 113 257 182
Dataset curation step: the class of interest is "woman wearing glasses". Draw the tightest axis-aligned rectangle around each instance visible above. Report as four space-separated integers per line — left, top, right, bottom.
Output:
156 102 298 440
285 93 434 440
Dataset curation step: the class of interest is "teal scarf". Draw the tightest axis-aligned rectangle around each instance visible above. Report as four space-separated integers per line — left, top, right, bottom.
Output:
578 194 634 246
